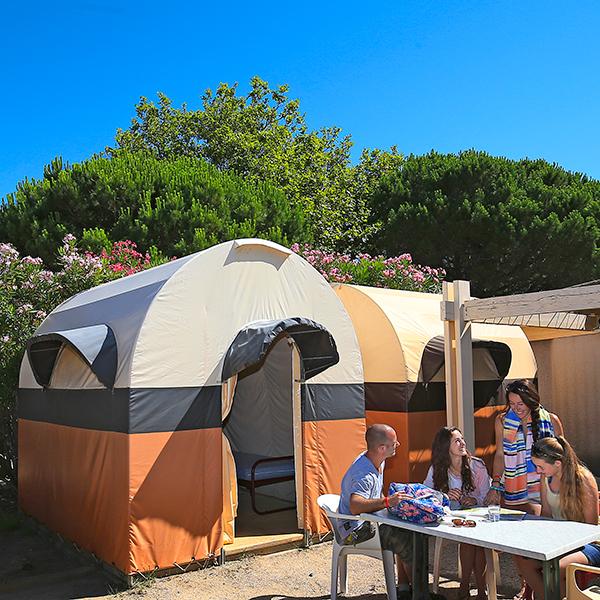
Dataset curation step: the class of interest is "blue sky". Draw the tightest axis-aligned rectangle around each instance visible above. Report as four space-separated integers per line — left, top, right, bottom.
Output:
1 1 599 200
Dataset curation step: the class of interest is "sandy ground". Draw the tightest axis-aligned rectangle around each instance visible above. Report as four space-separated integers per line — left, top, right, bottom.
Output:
0 485 522 600
103 542 522 600
0 525 522 600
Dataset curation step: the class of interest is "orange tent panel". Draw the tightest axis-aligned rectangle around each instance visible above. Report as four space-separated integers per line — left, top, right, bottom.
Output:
18 420 130 572
302 418 366 534
129 428 223 573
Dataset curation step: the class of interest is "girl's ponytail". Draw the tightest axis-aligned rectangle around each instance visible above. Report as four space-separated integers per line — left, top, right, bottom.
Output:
536 436 587 522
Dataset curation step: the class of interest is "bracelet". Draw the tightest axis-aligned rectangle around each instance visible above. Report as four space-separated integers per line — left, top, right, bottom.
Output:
490 485 503 492
384 496 390 509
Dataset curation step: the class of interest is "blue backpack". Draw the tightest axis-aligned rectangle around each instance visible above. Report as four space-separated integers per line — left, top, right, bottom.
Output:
387 482 449 524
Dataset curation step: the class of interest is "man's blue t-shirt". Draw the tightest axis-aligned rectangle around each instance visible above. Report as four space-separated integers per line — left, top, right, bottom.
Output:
337 452 383 538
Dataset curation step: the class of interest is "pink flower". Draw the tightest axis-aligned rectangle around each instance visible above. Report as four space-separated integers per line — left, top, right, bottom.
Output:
22 256 43 265
16 304 34 315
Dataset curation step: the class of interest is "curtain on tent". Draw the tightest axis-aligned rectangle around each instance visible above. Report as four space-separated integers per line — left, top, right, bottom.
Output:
221 375 238 545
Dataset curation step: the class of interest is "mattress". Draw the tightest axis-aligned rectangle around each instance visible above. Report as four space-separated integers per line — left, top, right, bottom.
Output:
234 452 295 481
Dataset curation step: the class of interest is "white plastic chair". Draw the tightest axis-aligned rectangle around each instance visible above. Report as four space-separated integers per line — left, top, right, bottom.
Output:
432 537 501 593
317 494 397 600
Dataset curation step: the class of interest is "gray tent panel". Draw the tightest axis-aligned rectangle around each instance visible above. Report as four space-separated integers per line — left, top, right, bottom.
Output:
222 317 339 381
27 324 117 388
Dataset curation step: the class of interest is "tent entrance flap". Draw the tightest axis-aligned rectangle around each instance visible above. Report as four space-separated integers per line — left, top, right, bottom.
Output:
27 324 117 388
222 317 339 381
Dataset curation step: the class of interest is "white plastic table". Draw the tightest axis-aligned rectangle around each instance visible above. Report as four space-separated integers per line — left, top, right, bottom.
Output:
361 510 600 600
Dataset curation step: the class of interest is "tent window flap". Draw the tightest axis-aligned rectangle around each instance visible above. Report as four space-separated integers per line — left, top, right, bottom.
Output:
27 324 117 388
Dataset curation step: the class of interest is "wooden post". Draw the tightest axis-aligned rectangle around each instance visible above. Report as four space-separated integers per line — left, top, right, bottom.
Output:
454 281 474 450
442 281 475 451
442 282 457 428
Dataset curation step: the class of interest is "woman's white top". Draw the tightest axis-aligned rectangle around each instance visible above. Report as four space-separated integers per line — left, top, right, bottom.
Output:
543 476 564 519
424 457 491 509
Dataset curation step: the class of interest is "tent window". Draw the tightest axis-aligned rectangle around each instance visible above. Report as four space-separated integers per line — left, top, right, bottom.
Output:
27 340 63 386
414 336 512 410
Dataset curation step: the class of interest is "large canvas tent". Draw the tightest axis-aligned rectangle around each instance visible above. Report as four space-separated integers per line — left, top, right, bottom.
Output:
18 239 365 576
333 285 537 484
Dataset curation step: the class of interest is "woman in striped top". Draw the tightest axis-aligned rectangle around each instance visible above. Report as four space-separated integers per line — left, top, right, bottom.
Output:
484 379 563 515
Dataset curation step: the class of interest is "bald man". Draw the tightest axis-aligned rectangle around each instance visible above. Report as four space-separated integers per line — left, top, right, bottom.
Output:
338 424 415 597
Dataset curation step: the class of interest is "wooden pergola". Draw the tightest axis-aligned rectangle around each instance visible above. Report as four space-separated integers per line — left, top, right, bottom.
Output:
442 280 600 449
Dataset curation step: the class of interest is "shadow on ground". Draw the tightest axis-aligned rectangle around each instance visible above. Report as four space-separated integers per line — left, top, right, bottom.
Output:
0 506 120 599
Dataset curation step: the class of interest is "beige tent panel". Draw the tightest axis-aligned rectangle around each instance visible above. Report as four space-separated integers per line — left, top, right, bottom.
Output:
50 344 105 389
19 353 42 390
334 285 536 383
332 284 407 383
132 241 363 388
527 331 600 473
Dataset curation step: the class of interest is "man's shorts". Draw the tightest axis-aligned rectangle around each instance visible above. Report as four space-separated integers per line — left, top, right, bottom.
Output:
342 521 413 563
379 524 413 563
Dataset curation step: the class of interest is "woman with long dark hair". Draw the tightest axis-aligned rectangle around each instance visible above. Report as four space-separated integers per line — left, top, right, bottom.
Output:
484 379 563 515
514 436 599 599
424 426 491 600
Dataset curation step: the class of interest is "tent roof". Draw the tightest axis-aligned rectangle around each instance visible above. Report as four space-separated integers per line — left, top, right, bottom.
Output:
21 239 363 390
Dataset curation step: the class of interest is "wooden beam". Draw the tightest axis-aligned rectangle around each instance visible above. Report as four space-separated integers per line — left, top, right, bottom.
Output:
464 284 600 322
473 312 590 330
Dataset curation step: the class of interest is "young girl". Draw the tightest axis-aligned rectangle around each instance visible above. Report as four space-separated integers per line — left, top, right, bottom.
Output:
514 436 600 599
424 427 491 600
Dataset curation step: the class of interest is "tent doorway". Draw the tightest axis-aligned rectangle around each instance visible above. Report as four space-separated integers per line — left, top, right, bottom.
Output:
222 336 304 557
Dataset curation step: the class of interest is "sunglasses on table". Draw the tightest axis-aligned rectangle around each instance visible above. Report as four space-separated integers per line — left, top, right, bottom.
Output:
452 518 477 527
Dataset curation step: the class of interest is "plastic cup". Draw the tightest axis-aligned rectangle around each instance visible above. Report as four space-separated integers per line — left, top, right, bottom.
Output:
487 504 501 522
